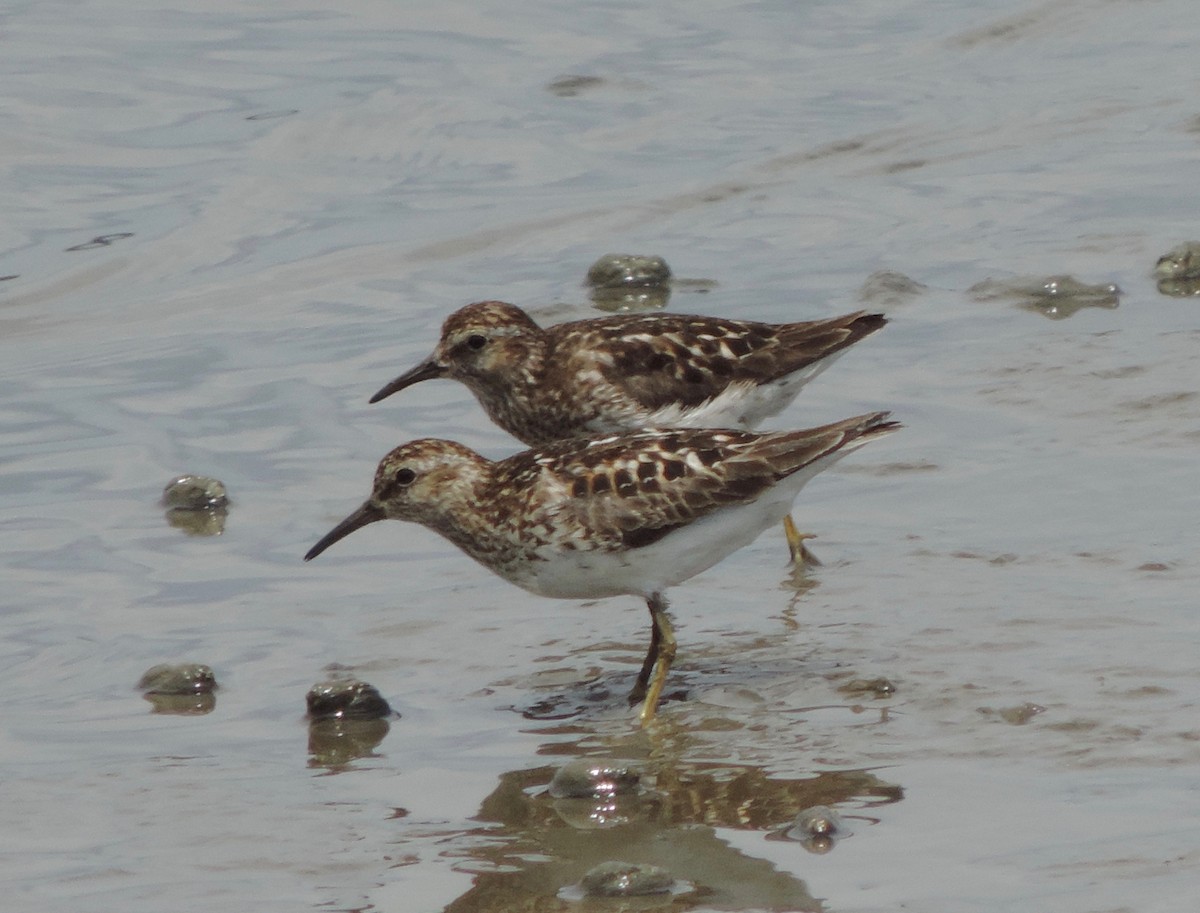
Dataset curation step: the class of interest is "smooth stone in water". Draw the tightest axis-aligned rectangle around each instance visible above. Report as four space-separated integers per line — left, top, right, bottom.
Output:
859 270 927 305
306 679 392 720
585 253 672 289
838 677 897 698
579 861 675 897
584 253 717 312
978 702 1046 725
1153 244 1200 296
783 805 852 853
789 805 845 838
968 275 1120 303
548 759 641 799
1154 241 1200 280
137 663 217 695
586 254 676 312
968 274 1119 319
162 475 228 510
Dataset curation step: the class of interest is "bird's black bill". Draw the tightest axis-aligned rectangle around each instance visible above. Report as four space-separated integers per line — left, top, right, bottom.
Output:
304 501 385 561
368 359 445 404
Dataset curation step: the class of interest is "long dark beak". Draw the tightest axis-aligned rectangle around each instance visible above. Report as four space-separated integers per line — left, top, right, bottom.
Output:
368 358 445 404
304 501 385 561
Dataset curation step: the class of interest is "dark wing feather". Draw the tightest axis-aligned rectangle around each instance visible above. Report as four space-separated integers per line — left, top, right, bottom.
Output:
490 415 898 554
494 429 792 553
551 311 885 413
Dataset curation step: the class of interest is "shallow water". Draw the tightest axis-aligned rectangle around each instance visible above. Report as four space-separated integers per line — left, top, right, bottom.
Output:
3 1 1199 910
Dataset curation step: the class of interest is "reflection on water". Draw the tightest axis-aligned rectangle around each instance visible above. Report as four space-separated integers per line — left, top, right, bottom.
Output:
967 275 1121 320
857 270 927 307
569 859 682 900
163 505 228 536
442 742 901 913
142 690 217 715
308 717 391 771
1156 277 1200 297
775 805 853 855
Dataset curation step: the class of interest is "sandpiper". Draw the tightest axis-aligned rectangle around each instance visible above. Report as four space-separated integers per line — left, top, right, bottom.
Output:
368 300 887 562
304 412 900 724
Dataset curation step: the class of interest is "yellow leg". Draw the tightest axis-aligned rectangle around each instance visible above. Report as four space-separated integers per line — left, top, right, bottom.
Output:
627 617 661 706
638 594 676 726
782 514 821 566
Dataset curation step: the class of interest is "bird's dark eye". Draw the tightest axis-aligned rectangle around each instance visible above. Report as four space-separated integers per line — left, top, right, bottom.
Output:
466 334 487 350
395 467 416 486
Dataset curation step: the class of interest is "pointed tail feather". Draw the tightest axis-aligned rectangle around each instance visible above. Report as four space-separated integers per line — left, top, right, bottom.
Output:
751 411 900 478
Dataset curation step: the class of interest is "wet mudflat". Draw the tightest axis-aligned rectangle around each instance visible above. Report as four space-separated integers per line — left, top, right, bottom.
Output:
2 1 1198 911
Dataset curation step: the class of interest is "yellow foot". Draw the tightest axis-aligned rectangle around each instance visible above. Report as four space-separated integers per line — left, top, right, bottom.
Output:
782 515 822 566
637 656 669 726
638 599 676 726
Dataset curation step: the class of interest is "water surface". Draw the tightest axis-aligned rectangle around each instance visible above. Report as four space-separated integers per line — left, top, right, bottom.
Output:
2 1 1198 911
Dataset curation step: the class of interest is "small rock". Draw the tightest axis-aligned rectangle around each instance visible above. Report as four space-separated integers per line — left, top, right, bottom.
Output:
549 759 641 799
306 679 393 721
968 275 1119 319
978 702 1046 725
782 804 852 852
859 270 927 305
162 475 228 510
585 254 672 290
838 677 897 698
579 861 675 897
1154 241 1200 280
137 662 217 695
789 805 846 838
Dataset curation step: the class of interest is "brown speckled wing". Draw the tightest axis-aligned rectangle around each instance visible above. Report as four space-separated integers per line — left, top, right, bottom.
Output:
566 430 775 549
552 311 886 413
492 420 895 553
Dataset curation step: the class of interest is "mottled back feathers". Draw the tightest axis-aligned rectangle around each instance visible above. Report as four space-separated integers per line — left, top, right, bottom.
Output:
371 300 887 446
366 413 898 564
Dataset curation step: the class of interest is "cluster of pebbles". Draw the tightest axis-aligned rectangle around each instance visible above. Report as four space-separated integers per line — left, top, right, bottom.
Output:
136 662 396 766
588 242 1199 322
153 475 395 757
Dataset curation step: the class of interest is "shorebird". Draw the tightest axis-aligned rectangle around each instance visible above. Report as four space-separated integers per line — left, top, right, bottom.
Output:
367 300 887 562
304 412 899 724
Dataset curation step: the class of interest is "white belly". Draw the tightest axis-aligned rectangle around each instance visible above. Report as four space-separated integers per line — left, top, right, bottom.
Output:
510 454 838 601
645 356 843 430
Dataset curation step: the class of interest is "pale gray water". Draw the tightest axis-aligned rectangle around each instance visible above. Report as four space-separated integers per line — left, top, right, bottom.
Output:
2 1 1199 911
